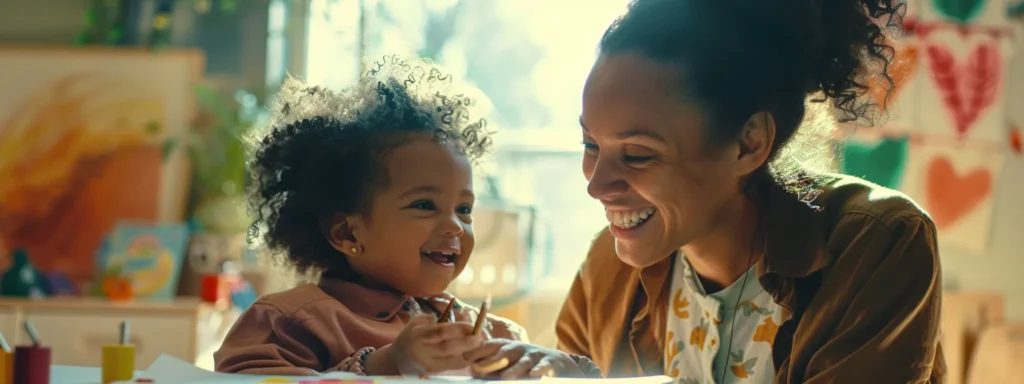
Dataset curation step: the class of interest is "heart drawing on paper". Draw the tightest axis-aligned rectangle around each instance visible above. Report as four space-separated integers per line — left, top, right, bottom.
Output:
931 0 987 24
924 156 991 229
840 136 909 189
925 41 1002 138
867 43 918 110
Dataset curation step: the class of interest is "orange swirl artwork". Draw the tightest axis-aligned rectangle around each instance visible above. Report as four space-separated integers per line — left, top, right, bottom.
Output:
0 49 198 287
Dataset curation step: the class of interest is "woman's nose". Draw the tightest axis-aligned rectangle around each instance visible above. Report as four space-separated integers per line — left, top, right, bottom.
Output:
586 157 628 200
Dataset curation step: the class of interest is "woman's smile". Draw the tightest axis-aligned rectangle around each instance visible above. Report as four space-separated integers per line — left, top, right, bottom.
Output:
605 207 657 239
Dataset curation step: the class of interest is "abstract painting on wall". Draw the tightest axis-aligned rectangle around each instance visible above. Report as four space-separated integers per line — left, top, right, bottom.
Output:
0 47 203 288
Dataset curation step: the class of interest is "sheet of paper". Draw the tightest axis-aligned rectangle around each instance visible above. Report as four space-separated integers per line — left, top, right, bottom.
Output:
140 354 672 383
141 354 364 383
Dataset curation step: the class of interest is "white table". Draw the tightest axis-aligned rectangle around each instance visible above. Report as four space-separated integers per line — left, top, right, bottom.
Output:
49 365 144 384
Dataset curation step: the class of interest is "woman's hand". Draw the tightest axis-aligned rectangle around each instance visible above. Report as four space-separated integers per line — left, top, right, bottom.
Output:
464 339 584 379
366 314 482 375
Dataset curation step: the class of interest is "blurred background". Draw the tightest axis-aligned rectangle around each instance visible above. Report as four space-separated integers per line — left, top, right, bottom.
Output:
0 0 1023 383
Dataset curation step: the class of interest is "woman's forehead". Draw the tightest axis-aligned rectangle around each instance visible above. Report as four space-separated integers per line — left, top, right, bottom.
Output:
582 54 705 141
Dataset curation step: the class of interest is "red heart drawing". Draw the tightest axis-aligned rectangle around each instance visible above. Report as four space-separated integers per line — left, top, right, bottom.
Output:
924 156 991 229
924 41 1002 138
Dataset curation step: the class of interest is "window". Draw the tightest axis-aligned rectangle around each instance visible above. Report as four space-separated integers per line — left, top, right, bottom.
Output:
303 0 629 292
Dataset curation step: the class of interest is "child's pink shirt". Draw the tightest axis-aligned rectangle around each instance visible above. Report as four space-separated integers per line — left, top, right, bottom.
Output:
213 275 527 376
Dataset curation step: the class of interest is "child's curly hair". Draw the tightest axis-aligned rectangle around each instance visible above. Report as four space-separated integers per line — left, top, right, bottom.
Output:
246 55 492 273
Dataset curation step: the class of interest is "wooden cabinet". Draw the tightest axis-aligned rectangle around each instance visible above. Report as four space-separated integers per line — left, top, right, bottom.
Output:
0 298 207 368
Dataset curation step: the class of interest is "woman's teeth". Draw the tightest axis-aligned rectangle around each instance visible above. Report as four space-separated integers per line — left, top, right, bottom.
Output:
610 208 656 229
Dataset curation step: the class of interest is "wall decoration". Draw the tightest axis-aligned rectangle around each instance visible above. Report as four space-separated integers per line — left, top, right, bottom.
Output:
868 39 920 111
931 0 989 24
1011 124 1022 154
840 135 910 189
925 37 1002 137
921 0 1010 26
918 29 1008 142
0 47 202 288
902 140 1006 254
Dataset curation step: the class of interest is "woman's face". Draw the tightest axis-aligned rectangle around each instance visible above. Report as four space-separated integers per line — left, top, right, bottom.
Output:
580 53 749 268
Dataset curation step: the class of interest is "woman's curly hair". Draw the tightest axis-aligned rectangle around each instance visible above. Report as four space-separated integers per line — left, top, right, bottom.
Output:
599 0 906 186
245 55 492 273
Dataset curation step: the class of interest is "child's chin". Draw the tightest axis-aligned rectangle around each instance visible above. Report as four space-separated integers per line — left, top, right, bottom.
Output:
407 280 451 297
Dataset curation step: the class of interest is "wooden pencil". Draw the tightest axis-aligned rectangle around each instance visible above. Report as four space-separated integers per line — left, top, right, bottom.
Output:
437 300 456 323
472 295 491 336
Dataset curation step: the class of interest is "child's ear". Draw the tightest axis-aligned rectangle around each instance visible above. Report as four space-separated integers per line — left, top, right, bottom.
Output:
322 214 362 257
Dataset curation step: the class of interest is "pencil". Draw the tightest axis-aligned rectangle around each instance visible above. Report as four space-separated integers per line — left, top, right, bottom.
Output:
437 300 456 324
119 320 130 345
472 295 491 336
23 320 41 347
471 357 510 375
0 331 9 353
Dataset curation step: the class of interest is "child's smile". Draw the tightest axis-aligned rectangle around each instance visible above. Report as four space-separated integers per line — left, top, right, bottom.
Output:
336 137 476 297
421 247 459 268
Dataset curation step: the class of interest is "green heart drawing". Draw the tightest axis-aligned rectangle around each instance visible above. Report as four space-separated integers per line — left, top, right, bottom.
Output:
931 0 987 24
840 136 909 190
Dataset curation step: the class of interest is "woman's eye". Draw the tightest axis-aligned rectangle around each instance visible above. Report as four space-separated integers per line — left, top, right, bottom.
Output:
581 141 599 152
408 200 436 211
456 204 473 215
623 154 655 163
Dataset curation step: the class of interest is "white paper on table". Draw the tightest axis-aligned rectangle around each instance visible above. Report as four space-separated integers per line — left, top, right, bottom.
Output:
140 354 362 383
139 354 672 383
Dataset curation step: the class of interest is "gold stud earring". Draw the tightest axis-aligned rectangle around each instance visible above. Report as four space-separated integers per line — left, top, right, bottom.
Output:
350 247 359 253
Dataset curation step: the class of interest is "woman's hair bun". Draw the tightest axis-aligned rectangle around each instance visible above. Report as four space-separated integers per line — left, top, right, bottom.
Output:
805 0 906 123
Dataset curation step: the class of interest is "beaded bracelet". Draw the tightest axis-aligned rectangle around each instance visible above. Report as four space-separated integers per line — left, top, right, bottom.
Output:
339 346 376 375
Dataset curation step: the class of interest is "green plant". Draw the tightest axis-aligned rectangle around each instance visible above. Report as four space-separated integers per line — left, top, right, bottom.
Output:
189 83 266 200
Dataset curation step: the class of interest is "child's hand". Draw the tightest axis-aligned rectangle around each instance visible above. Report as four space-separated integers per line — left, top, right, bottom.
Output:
387 314 483 375
464 339 583 379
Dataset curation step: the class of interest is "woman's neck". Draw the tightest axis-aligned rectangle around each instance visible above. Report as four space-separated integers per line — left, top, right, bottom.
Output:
680 195 763 293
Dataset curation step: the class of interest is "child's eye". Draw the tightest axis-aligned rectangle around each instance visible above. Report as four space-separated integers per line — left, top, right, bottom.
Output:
408 200 436 211
456 204 473 215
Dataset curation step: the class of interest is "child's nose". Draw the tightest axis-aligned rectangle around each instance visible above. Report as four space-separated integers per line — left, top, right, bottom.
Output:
440 214 465 237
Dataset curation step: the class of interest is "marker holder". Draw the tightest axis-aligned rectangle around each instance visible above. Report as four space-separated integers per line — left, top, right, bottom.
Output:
0 349 12 384
102 344 136 384
13 345 50 384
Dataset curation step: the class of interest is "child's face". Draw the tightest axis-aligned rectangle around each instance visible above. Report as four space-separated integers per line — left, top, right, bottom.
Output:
340 138 475 296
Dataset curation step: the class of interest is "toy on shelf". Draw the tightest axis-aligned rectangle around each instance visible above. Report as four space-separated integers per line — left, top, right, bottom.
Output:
0 248 49 298
14 321 50 384
44 271 78 296
0 331 11 384
99 265 135 302
94 222 189 300
102 320 135 384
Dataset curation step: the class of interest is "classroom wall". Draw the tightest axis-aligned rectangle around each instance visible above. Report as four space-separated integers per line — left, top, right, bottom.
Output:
941 31 1024 319
3 0 1024 320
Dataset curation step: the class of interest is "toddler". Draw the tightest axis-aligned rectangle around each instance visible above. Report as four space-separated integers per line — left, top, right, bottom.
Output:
214 56 600 379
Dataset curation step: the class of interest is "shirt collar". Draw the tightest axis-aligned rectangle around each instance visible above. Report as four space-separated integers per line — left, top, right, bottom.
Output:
637 173 835 303
317 272 455 321
756 173 834 279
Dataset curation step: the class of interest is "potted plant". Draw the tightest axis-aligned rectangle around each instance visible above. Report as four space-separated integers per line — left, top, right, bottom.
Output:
189 83 267 234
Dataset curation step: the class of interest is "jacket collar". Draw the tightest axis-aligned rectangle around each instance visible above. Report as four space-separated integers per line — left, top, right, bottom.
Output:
317 271 452 321
636 173 835 313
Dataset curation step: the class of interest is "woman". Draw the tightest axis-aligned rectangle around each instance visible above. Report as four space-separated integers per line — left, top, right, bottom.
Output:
556 0 944 383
